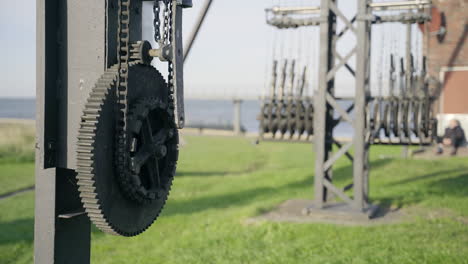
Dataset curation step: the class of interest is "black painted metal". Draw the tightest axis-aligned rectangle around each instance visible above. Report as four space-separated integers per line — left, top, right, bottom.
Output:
35 0 143 262
43 0 62 168
54 168 91 264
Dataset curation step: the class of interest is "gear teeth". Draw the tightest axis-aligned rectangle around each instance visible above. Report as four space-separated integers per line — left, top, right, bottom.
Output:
77 140 94 146
77 135 95 141
85 102 103 108
78 130 95 136
87 98 105 103
77 59 177 236
81 198 99 204
84 108 101 115
76 65 122 236
76 174 93 180
76 167 93 172
82 203 100 209
78 186 96 192
85 208 104 214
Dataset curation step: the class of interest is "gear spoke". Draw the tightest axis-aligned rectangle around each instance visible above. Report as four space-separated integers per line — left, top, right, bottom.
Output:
122 97 176 205
145 158 158 189
132 145 153 173
153 157 161 188
153 128 169 146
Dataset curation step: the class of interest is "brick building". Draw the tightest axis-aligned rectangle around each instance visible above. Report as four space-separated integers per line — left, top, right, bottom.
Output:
426 0 468 132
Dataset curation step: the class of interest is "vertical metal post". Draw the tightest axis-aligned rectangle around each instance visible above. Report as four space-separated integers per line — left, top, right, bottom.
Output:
35 1 91 263
233 99 242 135
314 0 336 208
296 0 430 216
405 23 412 94
353 0 371 211
35 1 55 262
401 22 412 158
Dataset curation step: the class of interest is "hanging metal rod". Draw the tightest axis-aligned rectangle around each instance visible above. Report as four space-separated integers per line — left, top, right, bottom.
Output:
370 0 431 11
183 0 214 62
265 6 321 15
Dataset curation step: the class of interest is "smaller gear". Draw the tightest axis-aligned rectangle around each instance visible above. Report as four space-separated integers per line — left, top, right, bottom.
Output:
130 41 153 65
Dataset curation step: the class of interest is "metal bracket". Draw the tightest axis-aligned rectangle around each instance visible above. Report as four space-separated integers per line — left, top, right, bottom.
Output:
148 44 173 61
172 2 185 128
177 0 193 8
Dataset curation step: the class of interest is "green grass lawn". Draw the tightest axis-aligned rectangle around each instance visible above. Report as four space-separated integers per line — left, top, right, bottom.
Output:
1 135 468 264
0 122 35 195
0 163 34 195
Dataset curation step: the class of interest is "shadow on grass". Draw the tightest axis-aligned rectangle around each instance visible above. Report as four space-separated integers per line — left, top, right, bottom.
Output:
177 161 267 178
389 168 467 186
428 173 468 197
164 176 313 217
166 159 395 217
0 218 34 245
177 171 230 177
314 158 467 213
375 171 468 210
332 158 393 187
0 217 105 246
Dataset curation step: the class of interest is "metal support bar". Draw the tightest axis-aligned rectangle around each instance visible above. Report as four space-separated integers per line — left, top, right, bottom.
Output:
337 16 356 37
35 1 92 263
323 179 354 205
333 139 354 162
233 99 242 135
406 23 412 95
183 0 213 62
352 0 371 211
266 6 321 15
326 93 354 125
369 0 431 11
329 2 356 33
326 47 356 81
324 141 353 171
333 103 355 128
335 50 356 76
314 0 336 208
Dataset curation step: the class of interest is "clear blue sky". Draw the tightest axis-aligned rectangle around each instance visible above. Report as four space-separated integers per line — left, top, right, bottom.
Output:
0 0 419 98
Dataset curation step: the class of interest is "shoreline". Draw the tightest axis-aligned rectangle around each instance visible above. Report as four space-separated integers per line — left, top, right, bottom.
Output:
0 118 35 125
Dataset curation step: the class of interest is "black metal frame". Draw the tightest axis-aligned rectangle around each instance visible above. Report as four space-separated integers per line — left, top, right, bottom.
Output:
265 0 431 215
312 0 431 214
35 0 142 262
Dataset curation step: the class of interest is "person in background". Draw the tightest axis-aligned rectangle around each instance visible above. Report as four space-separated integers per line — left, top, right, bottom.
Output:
436 119 466 155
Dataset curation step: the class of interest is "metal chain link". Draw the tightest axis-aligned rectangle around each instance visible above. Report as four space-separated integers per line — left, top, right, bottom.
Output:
154 0 176 111
153 0 174 102
163 1 170 45
117 0 131 134
153 0 161 45
116 0 132 192
167 0 175 111
122 0 176 143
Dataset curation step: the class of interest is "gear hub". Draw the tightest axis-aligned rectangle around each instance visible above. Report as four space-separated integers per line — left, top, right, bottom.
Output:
122 98 178 204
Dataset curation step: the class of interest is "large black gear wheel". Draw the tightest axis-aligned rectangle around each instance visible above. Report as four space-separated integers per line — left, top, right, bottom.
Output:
76 63 178 236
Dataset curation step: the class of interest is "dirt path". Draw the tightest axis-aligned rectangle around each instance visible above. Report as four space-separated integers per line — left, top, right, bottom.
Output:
0 185 35 200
